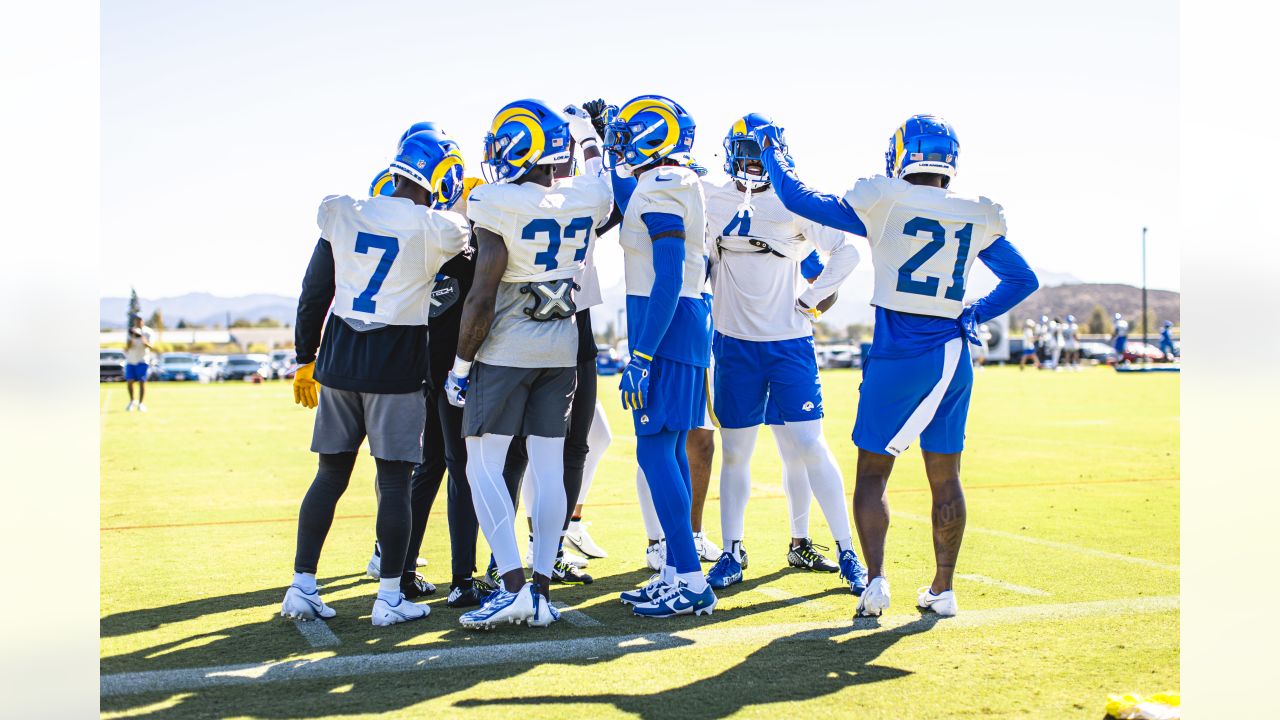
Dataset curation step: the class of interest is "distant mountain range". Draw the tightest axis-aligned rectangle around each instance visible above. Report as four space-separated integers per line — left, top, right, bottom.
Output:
100 293 297 329
1010 283 1180 326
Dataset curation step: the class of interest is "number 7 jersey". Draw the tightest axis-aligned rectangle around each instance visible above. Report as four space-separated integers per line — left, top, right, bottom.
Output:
845 175 1007 318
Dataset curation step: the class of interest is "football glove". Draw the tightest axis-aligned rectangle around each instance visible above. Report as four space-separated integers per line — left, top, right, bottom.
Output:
750 123 787 151
292 362 319 409
619 353 652 411
445 370 469 408
582 99 612 139
563 104 602 147
959 306 982 345
797 299 822 322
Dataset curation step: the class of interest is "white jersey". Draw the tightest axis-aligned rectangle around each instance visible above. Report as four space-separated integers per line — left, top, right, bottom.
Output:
620 165 708 299
845 175 1007 318
1115 319 1129 336
467 175 612 285
318 194 469 328
1064 322 1080 349
704 179 854 341
124 326 154 364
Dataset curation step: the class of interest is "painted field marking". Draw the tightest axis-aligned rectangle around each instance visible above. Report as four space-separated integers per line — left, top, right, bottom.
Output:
956 574 1051 597
101 595 1177 698
551 602 602 628
891 511 1179 572
293 620 341 648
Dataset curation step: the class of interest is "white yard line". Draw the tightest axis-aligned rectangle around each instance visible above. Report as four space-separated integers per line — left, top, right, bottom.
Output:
101 595 1177 698
292 620 341 648
891 511 1179 571
956 574 1052 597
551 602 602 627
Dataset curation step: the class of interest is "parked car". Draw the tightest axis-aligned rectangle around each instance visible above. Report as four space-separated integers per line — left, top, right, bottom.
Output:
818 344 860 369
596 345 625 376
196 355 227 382
270 350 297 379
222 354 272 381
1079 341 1117 364
157 352 201 381
1123 342 1169 364
100 349 126 382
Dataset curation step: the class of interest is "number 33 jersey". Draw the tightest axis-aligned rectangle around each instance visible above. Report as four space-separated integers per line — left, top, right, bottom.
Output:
317 194 470 328
845 175 1007 319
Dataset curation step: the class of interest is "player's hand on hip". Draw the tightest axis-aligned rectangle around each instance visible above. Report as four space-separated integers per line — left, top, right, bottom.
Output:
959 306 982 345
619 353 651 411
445 370 469 408
797 299 822 322
292 362 319 409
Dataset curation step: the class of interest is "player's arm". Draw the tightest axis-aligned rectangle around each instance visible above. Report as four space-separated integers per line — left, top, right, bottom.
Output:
962 237 1039 336
797 226 860 314
753 128 867 237
446 227 507 406
619 212 686 409
292 237 335 408
800 249 824 282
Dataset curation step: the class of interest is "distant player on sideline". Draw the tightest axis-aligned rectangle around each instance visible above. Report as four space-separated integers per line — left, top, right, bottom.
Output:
605 94 717 617
280 128 469 626
1159 320 1176 360
1062 314 1081 370
703 113 867 595
447 99 612 629
1050 317 1065 370
1020 319 1039 370
123 315 155 412
1112 312 1130 364
754 114 1039 617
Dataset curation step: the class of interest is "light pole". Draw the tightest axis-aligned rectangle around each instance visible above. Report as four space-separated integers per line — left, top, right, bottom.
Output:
1141 226 1149 360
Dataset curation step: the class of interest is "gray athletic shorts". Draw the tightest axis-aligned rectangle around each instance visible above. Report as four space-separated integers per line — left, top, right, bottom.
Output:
462 363 576 438
311 386 426 463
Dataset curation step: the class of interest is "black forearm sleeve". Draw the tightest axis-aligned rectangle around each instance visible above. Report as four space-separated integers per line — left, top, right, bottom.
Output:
295 238 335 364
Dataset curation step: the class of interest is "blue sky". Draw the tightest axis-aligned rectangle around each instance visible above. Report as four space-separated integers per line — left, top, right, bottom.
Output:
101 0 1178 298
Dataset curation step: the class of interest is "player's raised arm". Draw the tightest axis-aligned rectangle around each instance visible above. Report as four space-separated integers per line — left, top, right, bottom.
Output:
961 236 1039 339
447 227 508 407
752 125 867 237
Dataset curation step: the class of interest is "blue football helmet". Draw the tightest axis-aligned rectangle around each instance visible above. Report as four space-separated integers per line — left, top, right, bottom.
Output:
482 99 571 184
602 95 696 172
399 121 442 149
724 113 783 190
885 114 960 186
369 169 396 197
388 129 466 209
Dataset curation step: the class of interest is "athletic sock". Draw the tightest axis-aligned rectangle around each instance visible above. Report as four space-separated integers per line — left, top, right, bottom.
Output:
728 540 744 563
661 564 677 586
835 536 855 554
293 572 317 593
377 577 401 604
678 570 708 594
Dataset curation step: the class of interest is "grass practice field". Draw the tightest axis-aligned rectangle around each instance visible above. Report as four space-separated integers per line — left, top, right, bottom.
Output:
100 366 1179 719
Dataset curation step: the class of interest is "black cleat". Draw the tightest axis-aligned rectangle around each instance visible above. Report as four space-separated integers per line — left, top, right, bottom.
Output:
446 579 485 608
400 572 437 599
552 557 593 585
787 538 839 573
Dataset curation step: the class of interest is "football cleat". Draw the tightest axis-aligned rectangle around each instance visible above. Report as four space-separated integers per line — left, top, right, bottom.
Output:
787 539 839 573
366 542 382 580
485 555 501 590
917 587 959 617
137 403 147 413
706 551 744 589
459 583 536 630
552 556 593 585
645 540 667 571
447 580 485 608
372 594 430 627
620 573 669 606
400 572 437 600
528 593 561 628
693 532 721 563
525 537 588 569
280 585 336 621
565 520 608 558
838 548 869 596
856 576 891 617
125 401 135 412
632 581 717 618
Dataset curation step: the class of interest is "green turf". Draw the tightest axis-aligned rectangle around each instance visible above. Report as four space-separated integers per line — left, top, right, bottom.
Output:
100 366 1179 719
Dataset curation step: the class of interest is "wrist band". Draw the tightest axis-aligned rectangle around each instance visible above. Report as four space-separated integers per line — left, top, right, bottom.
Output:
632 351 653 362
452 356 473 378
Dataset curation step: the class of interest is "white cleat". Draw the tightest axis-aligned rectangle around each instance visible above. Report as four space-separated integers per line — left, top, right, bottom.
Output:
459 583 537 629
565 520 608 558
528 594 561 628
645 540 667 571
137 403 147 413
371 594 430 626
526 538 588 569
856 576 891 617
280 585 336 621
917 587 958 617
693 531 721 563
125 401 135 412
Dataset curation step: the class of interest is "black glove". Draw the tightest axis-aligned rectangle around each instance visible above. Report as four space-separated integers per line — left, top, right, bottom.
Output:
583 99 611 139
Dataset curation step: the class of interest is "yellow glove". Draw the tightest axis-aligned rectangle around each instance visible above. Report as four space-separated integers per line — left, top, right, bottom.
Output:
293 362 319 409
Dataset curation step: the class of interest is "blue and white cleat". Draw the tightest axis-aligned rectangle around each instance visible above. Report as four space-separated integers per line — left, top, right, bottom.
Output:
280 585 336 621
838 548 869 596
619 573 669 606
528 593 561 627
459 583 536 630
706 551 744 589
917 587 958 617
855 576 891 617
632 581 717 618
372 594 430 626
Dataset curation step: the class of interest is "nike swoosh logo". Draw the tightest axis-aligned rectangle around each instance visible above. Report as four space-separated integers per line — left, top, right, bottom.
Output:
654 176 673 182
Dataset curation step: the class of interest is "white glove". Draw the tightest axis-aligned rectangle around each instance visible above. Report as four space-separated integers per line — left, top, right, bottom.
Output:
563 104 601 147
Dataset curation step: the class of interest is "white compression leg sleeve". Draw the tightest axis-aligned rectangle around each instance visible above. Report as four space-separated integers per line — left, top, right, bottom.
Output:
465 434 522 577
718 426 759 545
525 435 568 578
635 468 664 541
521 467 534 519
774 420 853 548
772 426 812 538
578 402 612 506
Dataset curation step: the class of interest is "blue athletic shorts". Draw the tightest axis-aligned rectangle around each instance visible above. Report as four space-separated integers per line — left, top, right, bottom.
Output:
632 356 708 436
124 362 149 381
1021 347 1036 356
713 333 823 429
853 338 973 456
1114 336 1127 353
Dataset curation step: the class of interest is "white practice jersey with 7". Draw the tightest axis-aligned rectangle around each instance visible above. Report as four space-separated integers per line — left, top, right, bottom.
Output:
318 194 469 328
705 179 853 341
844 175 1007 319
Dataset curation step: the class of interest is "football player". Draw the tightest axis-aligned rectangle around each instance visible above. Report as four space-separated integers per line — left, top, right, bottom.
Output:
604 94 717 618
1159 320 1176 360
280 128 470 626
1112 312 1130 363
1062 314 1081 369
752 114 1039 617
703 113 867 595
446 99 612 629
1020 319 1040 370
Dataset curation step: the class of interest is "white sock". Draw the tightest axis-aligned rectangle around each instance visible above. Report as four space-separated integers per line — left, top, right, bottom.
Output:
727 540 745 563
661 564 677 585
377 577 400 603
293 572 317 593
526 435 568 579
773 425 812 538
636 468 664 541
465 434 522 575
776 420 853 548
678 570 708 593
579 402 612 505
718 426 758 546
